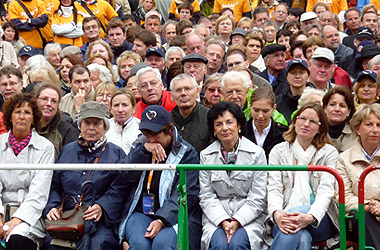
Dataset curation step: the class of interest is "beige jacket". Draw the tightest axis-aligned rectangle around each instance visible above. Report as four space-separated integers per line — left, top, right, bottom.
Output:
59 88 94 121
336 141 380 212
330 123 358 153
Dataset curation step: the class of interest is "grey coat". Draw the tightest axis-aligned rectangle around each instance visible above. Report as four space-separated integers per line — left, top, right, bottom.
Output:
0 130 54 244
199 136 268 250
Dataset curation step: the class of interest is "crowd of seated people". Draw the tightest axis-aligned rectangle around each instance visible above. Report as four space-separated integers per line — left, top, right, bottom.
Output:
0 0 380 249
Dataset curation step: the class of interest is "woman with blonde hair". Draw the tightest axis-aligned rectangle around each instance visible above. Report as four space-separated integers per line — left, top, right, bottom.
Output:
215 15 235 45
116 51 142 88
133 0 157 26
85 40 114 64
353 70 380 106
94 82 118 112
237 17 254 32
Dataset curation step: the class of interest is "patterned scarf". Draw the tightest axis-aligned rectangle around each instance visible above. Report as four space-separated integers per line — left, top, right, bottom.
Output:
78 135 107 153
220 137 240 165
9 130 32 156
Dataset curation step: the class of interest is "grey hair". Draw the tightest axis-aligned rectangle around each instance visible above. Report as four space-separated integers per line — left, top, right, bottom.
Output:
221 71 250 89
205 39 226 55
135 66 162 88
161 20 177 35
165 46 186 61
297 87 325 109
44 43 62 59
261 20 277 30
368 55 380 69
204 73 224 89
306 24 322 36
25 55 54 76
170 73 198 91
195 23 209 35
87 63 113 83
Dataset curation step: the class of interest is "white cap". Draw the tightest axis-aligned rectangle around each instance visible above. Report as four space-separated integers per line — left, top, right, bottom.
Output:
300 11 318 23
311 47 335 64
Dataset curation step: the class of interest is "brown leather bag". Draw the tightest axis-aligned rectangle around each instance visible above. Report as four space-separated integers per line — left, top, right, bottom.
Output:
46 196 90 241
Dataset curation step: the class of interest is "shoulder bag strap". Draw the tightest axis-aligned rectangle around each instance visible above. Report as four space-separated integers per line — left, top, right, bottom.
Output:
79 1 106 33
15 0 46 47
79 142 107 202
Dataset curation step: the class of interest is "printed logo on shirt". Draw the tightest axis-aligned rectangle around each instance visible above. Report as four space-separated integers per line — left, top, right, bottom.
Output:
221 3 236 9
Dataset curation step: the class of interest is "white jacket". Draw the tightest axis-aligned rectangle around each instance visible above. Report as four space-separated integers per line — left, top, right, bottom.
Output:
199 136 268 250
267 141 340 247
0 130 54 243
105 117 141 154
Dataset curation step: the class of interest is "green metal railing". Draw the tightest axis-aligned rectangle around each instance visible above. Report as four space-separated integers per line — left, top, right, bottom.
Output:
176 164 347 250
357 164 380 250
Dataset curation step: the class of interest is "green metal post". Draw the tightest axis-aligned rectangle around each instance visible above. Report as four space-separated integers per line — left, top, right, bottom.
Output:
177 168 189 250
176 165 346 250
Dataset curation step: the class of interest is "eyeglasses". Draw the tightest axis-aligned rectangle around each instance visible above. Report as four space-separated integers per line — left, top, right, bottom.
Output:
206 52 223 60
38 97 58 105
140 81 160 90
172 86 195 94
0 82 19 88
225 89 244 97
296 115 321 126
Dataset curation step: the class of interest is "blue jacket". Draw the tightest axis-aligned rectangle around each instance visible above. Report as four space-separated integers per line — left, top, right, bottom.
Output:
44 141 138 226
118 128 202 250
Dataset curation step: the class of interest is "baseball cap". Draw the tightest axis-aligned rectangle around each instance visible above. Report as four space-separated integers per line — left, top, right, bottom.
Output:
300 12 318 23
140 105 171 132
19 45 38 57
311 47 334 64
356 26 374 40
145 47 165 58
354 70 378 85
286 59 309 74
230 27 247 39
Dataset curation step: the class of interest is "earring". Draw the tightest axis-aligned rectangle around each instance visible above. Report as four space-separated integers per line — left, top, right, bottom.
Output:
238 129 241 133
214 131 216 137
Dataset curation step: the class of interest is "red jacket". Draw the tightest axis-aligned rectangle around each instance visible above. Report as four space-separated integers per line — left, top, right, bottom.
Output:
334 65 352 89
134 91 176 119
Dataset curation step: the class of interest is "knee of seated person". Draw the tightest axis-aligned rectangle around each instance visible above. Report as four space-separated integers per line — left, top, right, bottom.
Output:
298 230 312 248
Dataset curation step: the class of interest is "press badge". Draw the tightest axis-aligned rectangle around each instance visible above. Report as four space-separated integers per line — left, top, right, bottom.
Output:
142 193 155 215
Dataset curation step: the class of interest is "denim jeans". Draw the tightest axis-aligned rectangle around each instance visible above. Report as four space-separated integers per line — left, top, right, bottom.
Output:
270 205 335 250
209 227 250 250
125 212 177 250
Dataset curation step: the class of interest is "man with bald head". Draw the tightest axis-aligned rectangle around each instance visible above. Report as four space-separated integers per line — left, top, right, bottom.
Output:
185 33 206 55
322 25 353 67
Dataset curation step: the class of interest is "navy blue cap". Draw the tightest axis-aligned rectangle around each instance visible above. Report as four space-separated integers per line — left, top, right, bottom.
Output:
140 105 171 132
357 44 380 60
354 70 378 85
261 44 286 58
356 26 374 40
286 59 309 74
145 46 165 58
19 45 38 57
